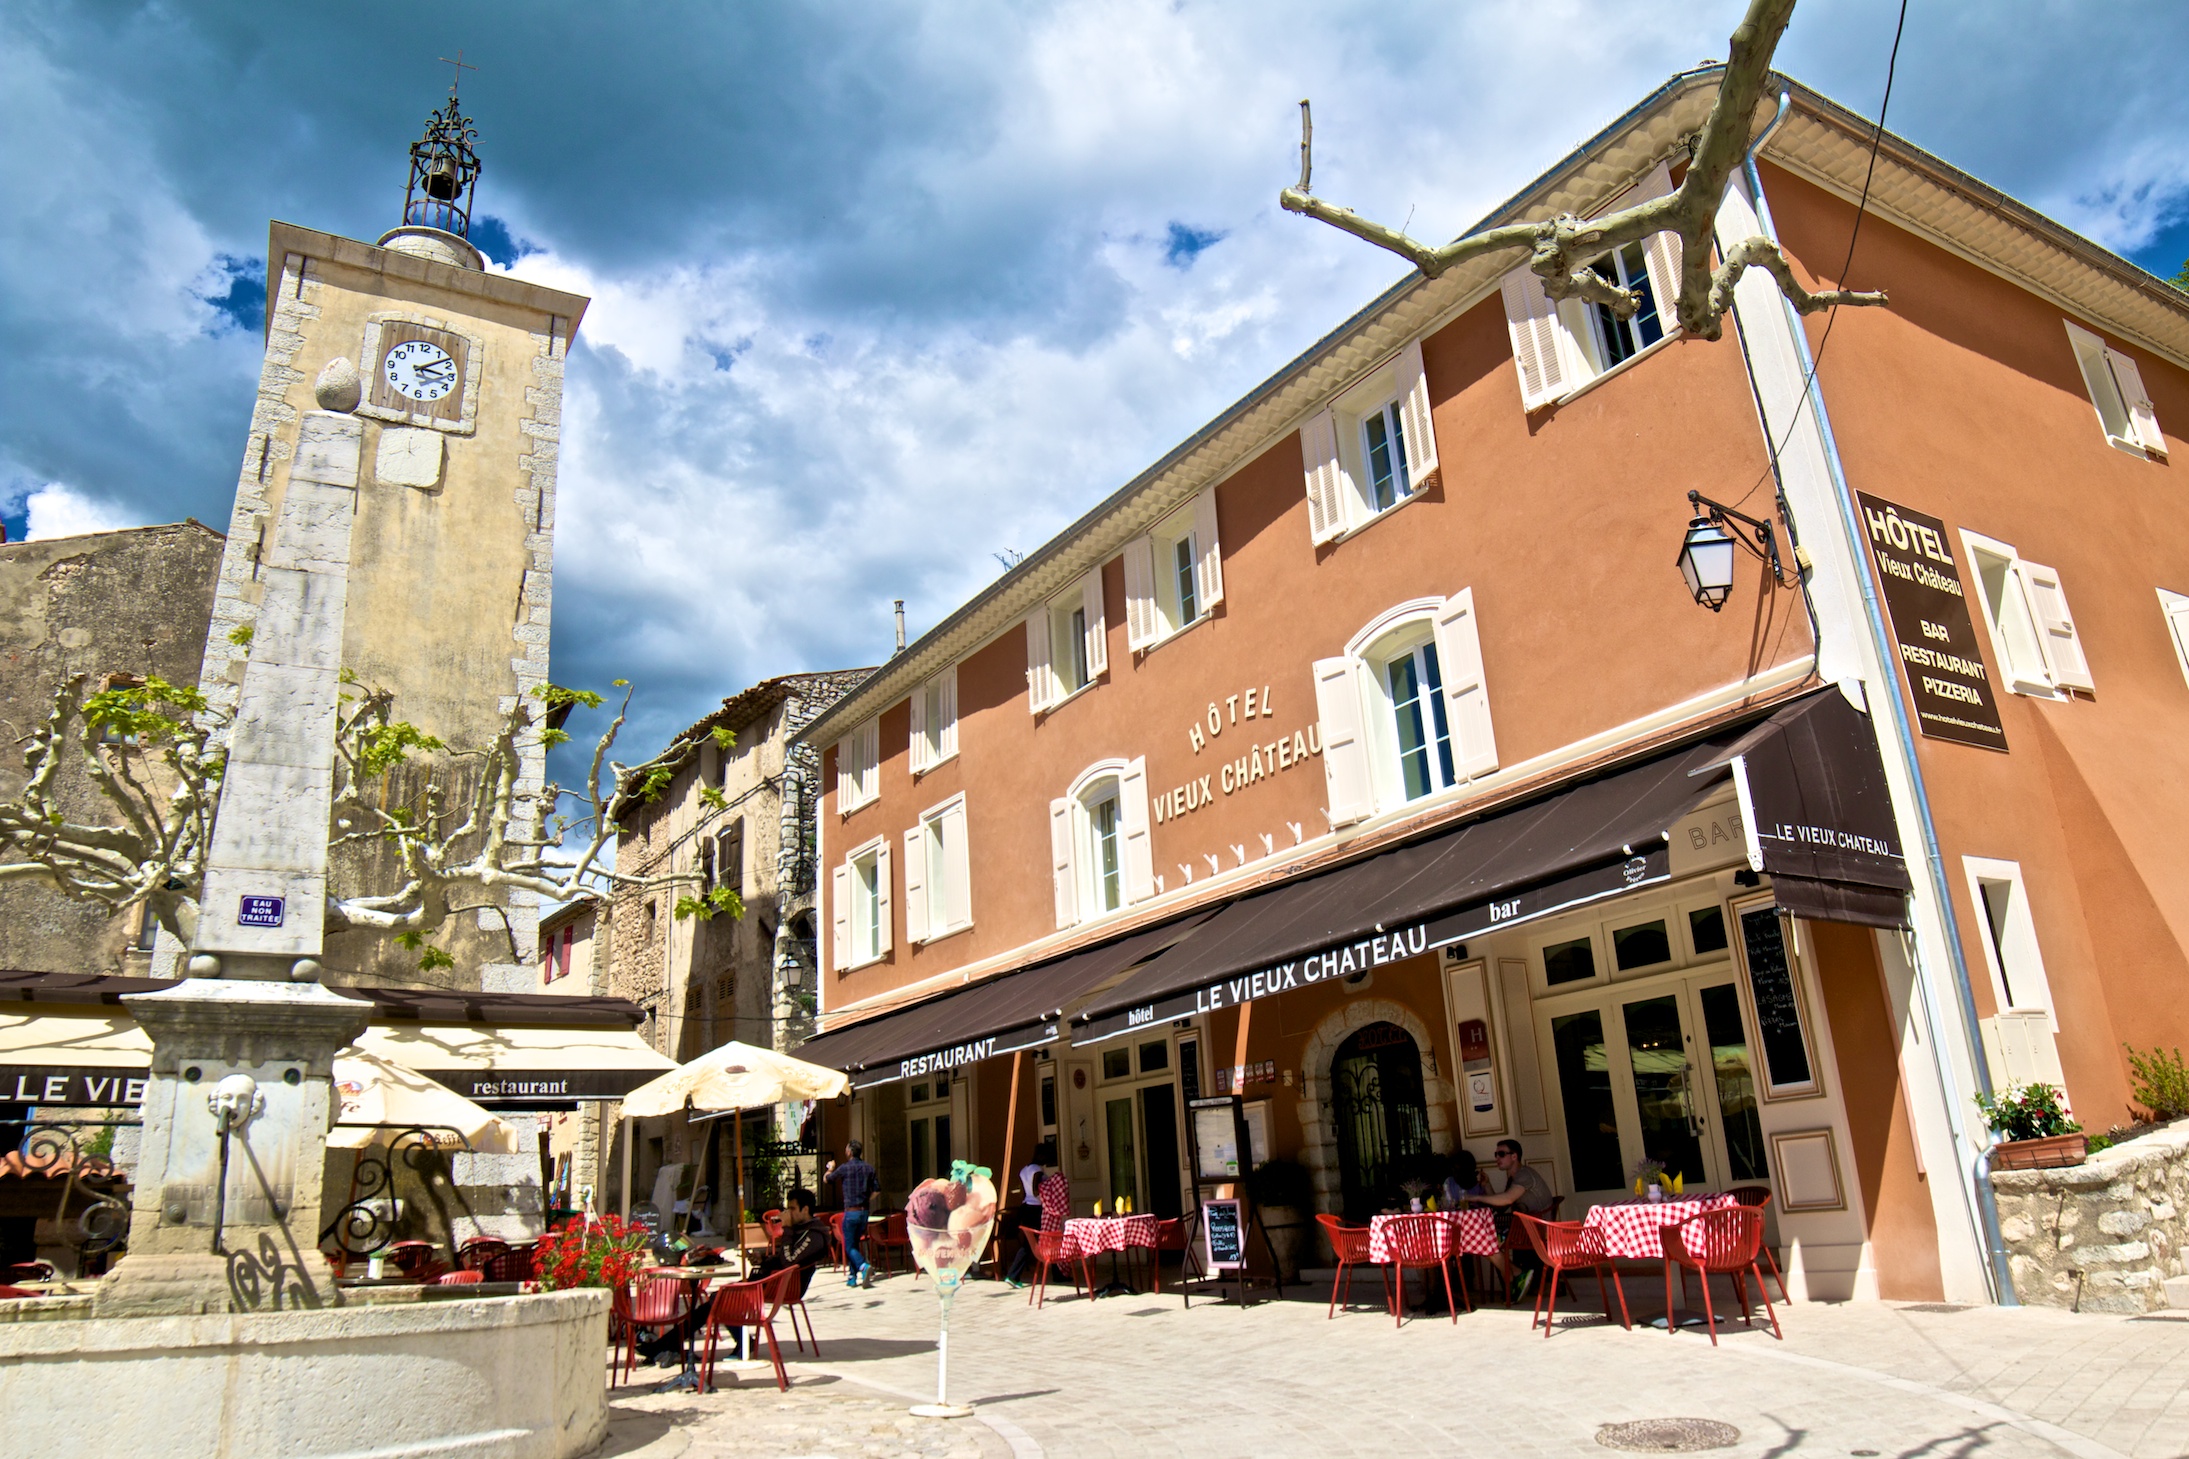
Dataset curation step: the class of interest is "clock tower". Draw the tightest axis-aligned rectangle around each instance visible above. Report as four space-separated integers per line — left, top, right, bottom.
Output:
186 91 589 991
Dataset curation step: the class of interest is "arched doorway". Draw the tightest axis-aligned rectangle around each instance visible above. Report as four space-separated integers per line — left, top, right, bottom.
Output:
1329 1021 1431 1220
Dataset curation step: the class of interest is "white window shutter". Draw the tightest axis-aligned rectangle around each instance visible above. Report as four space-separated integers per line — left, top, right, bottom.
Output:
831 862 852 969
2020 562 2094 693
2161 591 2189 690
1117 756 1154 904
856 720 879 804
1081 572 1108 678
1123 537 1159 650
834 737 854 809
1393 339 1439 489
873 840 892 955
1622 161 1684 336
1050 796 1078 928
1312 656 1374 826
1300 410 1349 545
2065 321 2130 441
907 689 929 775
1025 609 1055 713
1501 268 1570 411
2106 351 2167 457
1433 588 1498 779
943 803 972 929
1193 487 1224 608
902 824 929 943
937 666 959 759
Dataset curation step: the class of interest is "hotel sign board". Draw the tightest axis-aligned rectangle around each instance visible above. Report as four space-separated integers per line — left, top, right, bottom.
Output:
1855 492 2007 752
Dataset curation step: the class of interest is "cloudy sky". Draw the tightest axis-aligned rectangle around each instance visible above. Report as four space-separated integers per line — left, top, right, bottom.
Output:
5 0 2187 760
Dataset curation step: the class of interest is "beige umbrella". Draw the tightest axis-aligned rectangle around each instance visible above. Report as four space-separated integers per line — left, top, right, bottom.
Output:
328 1050 524 1153
617 1041 850 1237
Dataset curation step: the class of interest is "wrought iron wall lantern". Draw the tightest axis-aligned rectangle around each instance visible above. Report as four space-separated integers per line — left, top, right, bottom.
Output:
1677 490 1791 611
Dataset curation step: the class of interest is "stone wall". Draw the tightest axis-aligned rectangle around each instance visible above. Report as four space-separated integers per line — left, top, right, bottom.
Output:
1991 1117 2189 1313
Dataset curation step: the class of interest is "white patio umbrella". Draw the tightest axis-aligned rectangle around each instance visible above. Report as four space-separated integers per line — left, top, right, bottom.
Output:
327 1050 524 1154
616 1041 850 1235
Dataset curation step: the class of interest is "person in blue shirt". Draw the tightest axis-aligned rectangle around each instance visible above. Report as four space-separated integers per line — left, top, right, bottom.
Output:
823 1140 878 1288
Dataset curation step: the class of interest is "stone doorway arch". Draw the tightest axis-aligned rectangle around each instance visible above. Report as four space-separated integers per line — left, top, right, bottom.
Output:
1297 996 1455 1218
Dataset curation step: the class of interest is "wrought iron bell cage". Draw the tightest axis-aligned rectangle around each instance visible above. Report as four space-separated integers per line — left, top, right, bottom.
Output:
402 95 481 238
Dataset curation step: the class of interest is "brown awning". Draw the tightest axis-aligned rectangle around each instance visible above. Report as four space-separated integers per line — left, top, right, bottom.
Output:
1695 687 1912 928
800 912 1214 1089
1071 727 1746 1044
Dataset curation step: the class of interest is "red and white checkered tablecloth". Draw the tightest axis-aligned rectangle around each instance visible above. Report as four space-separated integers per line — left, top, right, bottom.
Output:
1060 1215 1158 1262
1366 1208 1499 1263
1580 1195 1739 1260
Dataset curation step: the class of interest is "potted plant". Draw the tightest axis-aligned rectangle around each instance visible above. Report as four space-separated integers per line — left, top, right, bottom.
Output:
532 1212 653 1290
1246 1158 1314 1282
1976 1082 2086 1170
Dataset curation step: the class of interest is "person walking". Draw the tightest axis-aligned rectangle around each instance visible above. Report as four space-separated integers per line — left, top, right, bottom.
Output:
824 1140 878 1288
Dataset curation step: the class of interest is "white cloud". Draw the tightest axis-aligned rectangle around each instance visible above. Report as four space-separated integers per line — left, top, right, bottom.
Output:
22 483 138 542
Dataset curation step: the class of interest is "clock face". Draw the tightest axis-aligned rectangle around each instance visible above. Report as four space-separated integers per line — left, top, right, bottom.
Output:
382 339 459 403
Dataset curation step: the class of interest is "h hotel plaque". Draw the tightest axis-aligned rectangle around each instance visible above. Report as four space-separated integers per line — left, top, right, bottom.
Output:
1856 492 2007 753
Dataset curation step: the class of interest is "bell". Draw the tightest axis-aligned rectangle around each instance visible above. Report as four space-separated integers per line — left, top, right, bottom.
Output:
423 158 462 202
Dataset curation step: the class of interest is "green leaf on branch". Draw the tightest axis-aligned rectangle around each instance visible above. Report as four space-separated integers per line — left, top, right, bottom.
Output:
534 684 605 712
355 721 445 778
698 786 726 811
416 945 456 972
84 676 209 745
673 886 744 922
540 727 571 749
630 765 674 804
710 727 736 752
227 624 254 647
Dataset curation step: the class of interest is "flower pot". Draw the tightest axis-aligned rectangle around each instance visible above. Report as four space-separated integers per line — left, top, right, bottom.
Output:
1991 1133 2087 1171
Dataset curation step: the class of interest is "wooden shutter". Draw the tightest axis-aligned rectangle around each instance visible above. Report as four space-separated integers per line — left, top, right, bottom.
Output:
936 666 958 759
1193 487 1224 608
942 802 972 929
1300 410 1349 544
2106 351 2168 456
1081 572 1108 678
2020 562 2094 693
873 840 892 955
1118 757 1154 904
1393 339 1439 491
907 686 929 775
834 737 854 808
1618 160 1683 336
1433 588 1498 779
902 823 929 943
856 720 879 804
1501 268 1570 411
830 862 852 969
1123 537 1159 650
1312 656 1374 827
2161 592 2189 689
1025 609 1055 713
1050 796 1078 928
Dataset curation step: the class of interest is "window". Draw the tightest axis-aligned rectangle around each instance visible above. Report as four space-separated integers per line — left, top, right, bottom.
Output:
1499 162 1682 411
1543 935 1596 986
2159 589 2189 690
2063 320 2166 458
908 665 959 774
1024 573 1106 712
1313 590 1496 826
903 794 972 942
835 717 880 811
1048 758 1153 928
1123 490 1223 650
1611 918 1672 971
1961 530 2094 697
716 822 743 899
908 1080 951 1184
1964 857 2056 1026
1688 905 1729 957
1102 1047 1131 1080
830 837 892 970
1299 340 1438 544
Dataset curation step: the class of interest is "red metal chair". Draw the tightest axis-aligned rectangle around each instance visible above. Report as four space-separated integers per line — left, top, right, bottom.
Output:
1514 1213 1629 1339
1143 1216 1202 1304
1380 1212 1468 1326
1663 1207 1782 1345
825 1212 846 1270
481 1244 536 1282
1314 1213 1387 1319
458 1236 511 1272
2 1260 58 1285
776 1263 821 1355
869 1211 913 1277
761 1209 786 1245
614 1275 695 1387
697 1271 793 1393
385 1240 446 1282
1025 1223 1089 1309
0 1286 37 1298
1724 1185 1788 1301
435 1269 485 1286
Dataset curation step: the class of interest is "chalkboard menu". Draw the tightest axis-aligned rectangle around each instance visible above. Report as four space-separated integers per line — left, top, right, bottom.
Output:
1189 1095 1244 1186
1202 1198 1245 1271
1739 905 1814 1092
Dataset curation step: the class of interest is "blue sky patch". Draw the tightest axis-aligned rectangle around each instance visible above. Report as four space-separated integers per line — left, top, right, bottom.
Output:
199 255 265 334
1164 222 1227 269
471 215 544 269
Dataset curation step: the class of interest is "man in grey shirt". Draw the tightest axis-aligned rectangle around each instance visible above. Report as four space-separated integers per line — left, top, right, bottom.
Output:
1462 1138 1555 1297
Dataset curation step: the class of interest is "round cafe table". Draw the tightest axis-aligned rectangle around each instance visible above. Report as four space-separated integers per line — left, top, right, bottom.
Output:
1061 1215 1158 1296
1579 1194 1739 1261
1365 1207 1499 1263
638 1266 722 1393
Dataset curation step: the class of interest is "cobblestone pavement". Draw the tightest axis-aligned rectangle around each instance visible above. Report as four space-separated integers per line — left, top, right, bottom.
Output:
597 1270 2189 1459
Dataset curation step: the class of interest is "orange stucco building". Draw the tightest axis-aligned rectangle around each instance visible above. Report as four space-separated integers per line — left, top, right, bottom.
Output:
793 70 2189 1306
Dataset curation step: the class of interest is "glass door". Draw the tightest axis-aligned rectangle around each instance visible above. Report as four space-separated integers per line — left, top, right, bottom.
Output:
1103 1096 1139 1209
1619 992 1709 1186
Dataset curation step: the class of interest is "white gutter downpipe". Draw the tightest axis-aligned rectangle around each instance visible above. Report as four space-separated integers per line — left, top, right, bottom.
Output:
1740 91 2017 1305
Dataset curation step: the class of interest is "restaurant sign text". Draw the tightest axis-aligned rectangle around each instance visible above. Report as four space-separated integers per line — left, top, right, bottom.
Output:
1857 492 2007 752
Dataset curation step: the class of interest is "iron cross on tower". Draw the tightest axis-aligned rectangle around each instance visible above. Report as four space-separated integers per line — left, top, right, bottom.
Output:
438 49 476 97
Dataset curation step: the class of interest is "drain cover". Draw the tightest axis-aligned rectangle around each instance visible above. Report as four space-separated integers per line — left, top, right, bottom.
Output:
1596 1418 1742 1452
